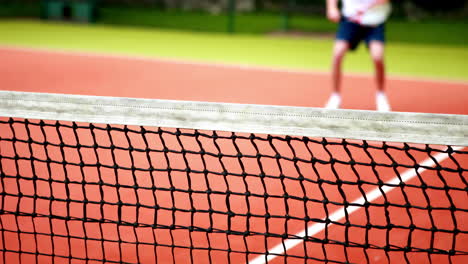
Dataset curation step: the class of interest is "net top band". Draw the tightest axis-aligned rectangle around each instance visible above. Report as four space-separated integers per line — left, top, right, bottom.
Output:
0 90 467 146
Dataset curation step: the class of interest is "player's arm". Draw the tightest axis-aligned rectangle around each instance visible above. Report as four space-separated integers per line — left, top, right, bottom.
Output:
326 0 340 23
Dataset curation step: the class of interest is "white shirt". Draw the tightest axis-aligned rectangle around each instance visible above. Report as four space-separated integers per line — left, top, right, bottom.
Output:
342 0 391 26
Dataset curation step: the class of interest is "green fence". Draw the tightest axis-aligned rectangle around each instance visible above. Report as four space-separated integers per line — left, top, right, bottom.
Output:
43 0 97 23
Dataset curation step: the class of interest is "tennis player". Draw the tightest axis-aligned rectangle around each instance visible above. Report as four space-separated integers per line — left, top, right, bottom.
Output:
326 0 392 111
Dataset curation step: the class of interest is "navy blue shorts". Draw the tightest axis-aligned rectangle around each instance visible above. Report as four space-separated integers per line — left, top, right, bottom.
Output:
336 17 385 51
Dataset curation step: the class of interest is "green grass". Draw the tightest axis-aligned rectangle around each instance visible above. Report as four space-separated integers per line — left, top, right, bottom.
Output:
0 20 467 81
98 8 286 34
385 19 468 46
98 7 468 46
97 7 335 34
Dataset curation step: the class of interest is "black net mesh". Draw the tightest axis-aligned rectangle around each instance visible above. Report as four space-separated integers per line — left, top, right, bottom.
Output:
0 118 467 264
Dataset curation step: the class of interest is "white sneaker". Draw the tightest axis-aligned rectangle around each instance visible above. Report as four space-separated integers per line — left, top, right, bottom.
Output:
376 91 391 112
325 92 341 109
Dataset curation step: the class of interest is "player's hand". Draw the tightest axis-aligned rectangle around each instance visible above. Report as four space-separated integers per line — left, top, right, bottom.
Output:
327 7 341 23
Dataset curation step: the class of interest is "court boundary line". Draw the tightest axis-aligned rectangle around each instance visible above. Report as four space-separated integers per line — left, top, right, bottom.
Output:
1 45 467 85
248 147 464 264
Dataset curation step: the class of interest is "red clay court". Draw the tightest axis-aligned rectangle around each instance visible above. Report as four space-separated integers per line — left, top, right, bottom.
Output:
2 47 468 114
0 47 467 264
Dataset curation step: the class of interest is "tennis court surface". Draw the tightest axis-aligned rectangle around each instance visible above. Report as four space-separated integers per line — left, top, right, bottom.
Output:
0 90 467 264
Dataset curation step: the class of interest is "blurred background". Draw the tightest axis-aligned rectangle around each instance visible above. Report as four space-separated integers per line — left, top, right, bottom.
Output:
1 0 467 79
1 0 467 37
0 0 468 35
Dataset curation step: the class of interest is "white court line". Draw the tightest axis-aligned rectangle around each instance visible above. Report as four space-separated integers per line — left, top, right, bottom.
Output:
249 146 464 264
1 45 468 85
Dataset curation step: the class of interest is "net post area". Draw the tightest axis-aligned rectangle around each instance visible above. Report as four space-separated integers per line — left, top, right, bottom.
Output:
0 90 467 264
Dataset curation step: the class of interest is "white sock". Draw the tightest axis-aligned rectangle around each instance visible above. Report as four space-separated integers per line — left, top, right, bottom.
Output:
376 91 391 112
325 92 341 109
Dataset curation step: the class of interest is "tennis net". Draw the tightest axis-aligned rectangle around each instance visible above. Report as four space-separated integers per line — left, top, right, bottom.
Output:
0 90 467 264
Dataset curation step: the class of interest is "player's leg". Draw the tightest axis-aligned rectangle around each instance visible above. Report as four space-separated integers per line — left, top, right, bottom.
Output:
369 40 385 92
366 21 390 112
326 40 349 109
369 40 390 111
332 40 349 94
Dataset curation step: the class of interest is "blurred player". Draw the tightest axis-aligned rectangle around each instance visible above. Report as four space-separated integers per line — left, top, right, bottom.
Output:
326 0 391 111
